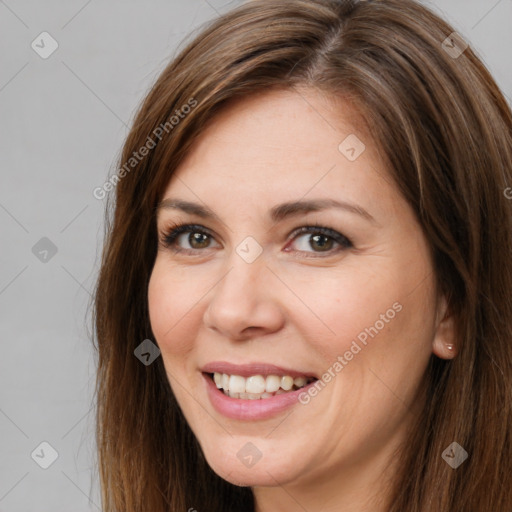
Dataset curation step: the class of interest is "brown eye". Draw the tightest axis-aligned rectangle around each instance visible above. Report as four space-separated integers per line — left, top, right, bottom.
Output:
288 226 352 256
308 234 334 252
161 223 220 252
188 232 211 249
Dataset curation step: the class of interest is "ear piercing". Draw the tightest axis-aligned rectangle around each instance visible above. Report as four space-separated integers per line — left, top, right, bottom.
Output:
446 344 454 351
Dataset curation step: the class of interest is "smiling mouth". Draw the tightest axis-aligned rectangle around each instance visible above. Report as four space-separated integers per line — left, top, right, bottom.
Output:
207 372 317 400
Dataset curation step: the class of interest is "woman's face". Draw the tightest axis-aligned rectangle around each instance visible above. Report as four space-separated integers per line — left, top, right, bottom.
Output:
148 88 453 501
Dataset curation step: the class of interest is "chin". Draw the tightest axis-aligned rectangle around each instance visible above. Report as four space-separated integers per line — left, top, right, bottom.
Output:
199 437 304 487
209 459 290 488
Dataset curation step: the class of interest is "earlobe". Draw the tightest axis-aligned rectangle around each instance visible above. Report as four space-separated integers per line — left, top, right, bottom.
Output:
432 294 457 360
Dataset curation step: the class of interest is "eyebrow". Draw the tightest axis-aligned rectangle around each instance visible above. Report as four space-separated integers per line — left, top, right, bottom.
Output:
156 198 378 225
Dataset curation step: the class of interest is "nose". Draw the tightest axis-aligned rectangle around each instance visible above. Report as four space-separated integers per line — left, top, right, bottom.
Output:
202 253 285 341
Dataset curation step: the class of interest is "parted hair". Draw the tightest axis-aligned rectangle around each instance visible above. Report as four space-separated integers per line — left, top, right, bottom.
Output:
92 0 512 510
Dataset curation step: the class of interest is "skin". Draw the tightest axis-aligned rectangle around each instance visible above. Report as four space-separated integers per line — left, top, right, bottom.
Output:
147 87 455 511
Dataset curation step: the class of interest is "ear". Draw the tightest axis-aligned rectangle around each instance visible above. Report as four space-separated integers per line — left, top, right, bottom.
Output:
432 294 456 360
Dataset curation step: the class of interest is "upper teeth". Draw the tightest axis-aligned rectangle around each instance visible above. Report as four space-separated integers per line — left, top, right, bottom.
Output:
213 372 311 394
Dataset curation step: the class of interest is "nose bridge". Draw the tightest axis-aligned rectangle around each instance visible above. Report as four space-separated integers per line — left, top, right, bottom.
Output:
215 232 268 297
212 246 267 310
203 244 284 338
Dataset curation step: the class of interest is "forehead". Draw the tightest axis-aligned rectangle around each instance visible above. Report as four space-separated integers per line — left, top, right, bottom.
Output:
160 88 394 217
178 88 366 165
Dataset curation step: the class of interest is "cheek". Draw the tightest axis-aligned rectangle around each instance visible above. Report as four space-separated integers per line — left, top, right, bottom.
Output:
283 256 436 372
147 260 201 356
281 265 404 359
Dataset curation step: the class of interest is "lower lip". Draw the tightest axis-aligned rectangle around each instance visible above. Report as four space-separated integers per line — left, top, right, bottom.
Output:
202 373 317 421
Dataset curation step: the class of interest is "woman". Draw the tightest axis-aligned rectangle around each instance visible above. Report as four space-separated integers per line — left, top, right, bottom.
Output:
92 0 512 510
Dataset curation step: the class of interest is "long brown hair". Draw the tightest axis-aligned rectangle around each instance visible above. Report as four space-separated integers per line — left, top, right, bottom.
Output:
92 0 512 510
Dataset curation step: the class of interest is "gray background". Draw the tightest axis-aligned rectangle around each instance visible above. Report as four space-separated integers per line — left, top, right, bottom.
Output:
1 0 510 510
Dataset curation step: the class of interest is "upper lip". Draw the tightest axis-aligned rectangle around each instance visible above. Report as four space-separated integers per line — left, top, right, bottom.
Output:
201 361 318 379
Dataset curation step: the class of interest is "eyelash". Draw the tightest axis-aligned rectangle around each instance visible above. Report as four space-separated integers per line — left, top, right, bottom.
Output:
158 222 353 258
